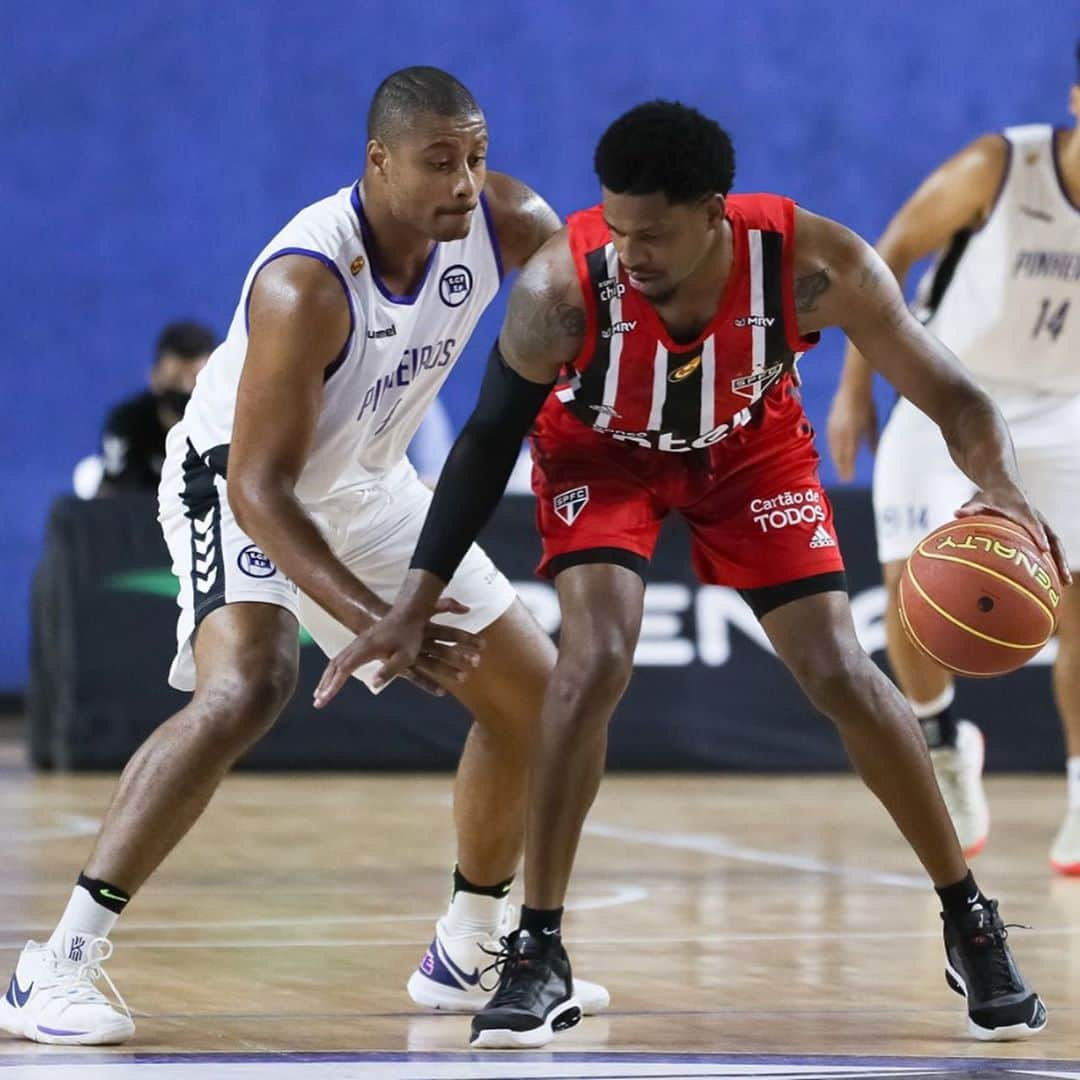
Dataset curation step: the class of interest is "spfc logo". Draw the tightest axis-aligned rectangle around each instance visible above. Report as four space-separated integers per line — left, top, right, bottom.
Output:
731 363 783 399
553 486 589 526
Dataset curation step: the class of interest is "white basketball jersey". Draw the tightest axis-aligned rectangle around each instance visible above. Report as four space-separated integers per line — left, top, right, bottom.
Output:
183 182 502 501
913 125 1080 397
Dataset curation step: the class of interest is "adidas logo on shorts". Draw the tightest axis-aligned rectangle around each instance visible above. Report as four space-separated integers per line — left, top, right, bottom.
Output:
808 524 836 549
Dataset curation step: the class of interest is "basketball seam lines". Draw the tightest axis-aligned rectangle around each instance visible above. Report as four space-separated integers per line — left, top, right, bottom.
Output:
913 548 1057 626
905 562 1051 651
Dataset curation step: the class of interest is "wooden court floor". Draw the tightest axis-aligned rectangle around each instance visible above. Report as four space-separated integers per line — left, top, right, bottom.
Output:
0 762 1078 1075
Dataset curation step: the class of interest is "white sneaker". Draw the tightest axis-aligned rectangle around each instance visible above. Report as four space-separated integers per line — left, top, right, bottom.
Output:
407 904 609 1015
1050 808 1080 875
0 938 134 1045
930 720 990 858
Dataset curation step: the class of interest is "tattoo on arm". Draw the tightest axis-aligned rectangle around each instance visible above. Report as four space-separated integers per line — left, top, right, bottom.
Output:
504 275 586 366
552 301 586 336
793 269 831 312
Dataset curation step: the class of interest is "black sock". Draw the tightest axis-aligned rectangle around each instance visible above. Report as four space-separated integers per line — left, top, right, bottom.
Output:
77 872 131 915
936 871 989 921
920 704 957 749
452 865 513 900
520 904 563 942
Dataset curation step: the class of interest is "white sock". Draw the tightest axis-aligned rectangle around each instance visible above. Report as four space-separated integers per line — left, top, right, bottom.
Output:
444 889 509 938
47 885 121 961
909 685 956 720
1068 757 1080 812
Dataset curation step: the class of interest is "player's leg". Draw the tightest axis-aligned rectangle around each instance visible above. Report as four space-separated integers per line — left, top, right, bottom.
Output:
0 443 303 1046
759 587 1045 1040
0 604 300 1047
1012 405 1080 872
874 398 987 855
298 466 615 1018
1051 582 1080 873
471 559 645 1048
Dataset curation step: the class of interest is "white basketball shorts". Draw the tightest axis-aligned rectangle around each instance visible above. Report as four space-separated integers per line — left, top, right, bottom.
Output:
158 424 516 693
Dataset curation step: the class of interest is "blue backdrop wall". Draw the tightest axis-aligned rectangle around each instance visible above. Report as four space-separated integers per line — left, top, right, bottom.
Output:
2 1 1075 691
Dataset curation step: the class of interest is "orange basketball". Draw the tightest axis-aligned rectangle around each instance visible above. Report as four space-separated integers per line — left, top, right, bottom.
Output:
899 514 1062 678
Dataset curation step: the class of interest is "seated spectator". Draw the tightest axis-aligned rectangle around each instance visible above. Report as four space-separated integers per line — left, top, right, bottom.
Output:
98 321 216 493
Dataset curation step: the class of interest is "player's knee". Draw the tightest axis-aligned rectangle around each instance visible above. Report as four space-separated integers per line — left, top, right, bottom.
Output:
554 632 635 715
790 649 874 720
193 656 298 751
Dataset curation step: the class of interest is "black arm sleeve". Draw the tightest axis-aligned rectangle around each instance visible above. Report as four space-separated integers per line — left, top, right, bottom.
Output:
410 341 555 584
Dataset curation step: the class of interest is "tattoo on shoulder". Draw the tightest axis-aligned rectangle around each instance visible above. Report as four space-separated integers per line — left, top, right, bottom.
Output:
552 300 586 336
857 264 882 291
793 269 830 313
505 274 586 364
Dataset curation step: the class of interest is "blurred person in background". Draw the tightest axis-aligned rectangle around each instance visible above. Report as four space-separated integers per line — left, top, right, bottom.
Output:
828 43 1080 872
97 321 217 493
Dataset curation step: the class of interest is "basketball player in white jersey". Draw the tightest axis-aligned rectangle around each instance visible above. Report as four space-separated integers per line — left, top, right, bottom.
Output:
828 50 1080 871
0 67 607 1045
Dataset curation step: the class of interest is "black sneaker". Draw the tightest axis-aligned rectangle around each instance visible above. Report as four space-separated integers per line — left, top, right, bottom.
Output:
943 899 1047 1040
470 929 582 1049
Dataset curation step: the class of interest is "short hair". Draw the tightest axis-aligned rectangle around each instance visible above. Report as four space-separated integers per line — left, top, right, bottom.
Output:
594 100 736 203
155 321 216 362
367 66 482 143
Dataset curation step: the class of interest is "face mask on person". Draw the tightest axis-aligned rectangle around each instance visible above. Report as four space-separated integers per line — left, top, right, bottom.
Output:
154 387 191 416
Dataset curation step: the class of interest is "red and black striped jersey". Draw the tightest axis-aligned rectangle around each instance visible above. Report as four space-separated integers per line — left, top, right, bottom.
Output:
557 194 819 453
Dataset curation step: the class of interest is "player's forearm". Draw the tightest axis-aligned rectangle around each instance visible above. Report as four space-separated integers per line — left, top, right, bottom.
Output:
407 343 553 595
938 388 1024 495
229 483 387 633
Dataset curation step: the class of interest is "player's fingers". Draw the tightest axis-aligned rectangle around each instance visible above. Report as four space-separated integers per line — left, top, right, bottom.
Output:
432 597 471 616
402 668 447 697
422 641 482 674
413 654 469 688
954 498 988 518
371 650 413 691
313 660 349 709
1043 521 1073 586
424 624 484 649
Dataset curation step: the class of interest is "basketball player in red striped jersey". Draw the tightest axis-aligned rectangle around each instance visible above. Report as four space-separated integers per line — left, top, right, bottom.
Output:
316 101 1071 1048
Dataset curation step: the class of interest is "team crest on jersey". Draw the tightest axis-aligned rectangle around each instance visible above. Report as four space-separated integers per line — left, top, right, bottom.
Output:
553 486 589 526
237 544 277 579
439 264 473 307
731 363 783 399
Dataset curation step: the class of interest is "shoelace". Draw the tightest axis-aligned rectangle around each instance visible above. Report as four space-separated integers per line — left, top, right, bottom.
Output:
477 934 514 994
965 921 1027 999
50 938 132 1020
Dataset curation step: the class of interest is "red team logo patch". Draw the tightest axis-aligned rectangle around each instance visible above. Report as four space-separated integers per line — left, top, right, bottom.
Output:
554 486 590 526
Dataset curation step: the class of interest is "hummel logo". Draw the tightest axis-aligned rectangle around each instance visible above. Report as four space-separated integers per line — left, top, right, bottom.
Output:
5 974 32 1008
808 524 836 549
366 325 397 339
1019 205 1053 223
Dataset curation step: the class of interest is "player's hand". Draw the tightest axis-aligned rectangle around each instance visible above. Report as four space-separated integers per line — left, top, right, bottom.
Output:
826 386 877 483
312 598 483 707
957 488 1072 586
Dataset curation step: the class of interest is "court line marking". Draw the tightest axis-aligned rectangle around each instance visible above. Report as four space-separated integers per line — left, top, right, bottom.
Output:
583 821 928 889
0 886 649 933
2 924 1074 951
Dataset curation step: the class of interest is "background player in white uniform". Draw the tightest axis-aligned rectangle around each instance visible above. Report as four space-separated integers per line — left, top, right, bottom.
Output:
828 52 1080 871
0 67 607 1046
